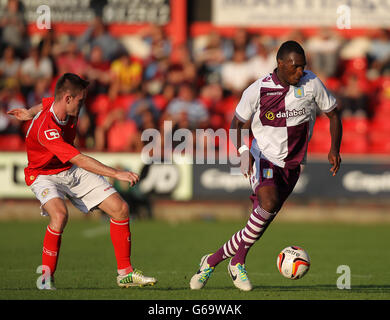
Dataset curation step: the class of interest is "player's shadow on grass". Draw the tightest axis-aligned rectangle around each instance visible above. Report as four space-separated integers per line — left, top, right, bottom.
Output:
4 284 390 293
253 284 390 292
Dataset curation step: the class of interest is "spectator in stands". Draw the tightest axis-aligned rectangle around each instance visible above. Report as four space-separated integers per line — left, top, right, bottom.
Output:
221 48 253 94
195 31 226 86
141 24 171 61
338 73 370 117
77 16 125 61
109 51 143 100
248 37 276 80
339 34 371 61
26 77 51 107
19 45 53 98
56 40 88 77
199 82 225 131
36 29 61 80
282 29 307 47
225 28 257 60
165 63 186 90
0 0 28 56
84 45 112 96
141 25 172 95
75 106 95 150
101 84 161 135
0 79 24 135
164 82 209 130
0 45 21 82
306 27 342 78
127 88 161 131
150 82 176 112
367 29 390 76
171 44 197 84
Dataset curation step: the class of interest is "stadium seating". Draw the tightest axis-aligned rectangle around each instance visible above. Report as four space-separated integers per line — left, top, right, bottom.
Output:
340 116 369 154
89 94 111 115
107 120 138 152
113 94 137 111
369 130 390 154
308 116 330 154
0 134 24 151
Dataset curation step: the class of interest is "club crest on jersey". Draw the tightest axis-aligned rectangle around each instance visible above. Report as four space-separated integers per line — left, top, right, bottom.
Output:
41 188 49 198
44 129 60 140
263 168 273 179
294 86 304 98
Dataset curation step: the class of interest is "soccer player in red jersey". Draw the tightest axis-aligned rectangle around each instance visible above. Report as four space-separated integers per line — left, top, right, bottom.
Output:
190 41 342 291
8 73 156 289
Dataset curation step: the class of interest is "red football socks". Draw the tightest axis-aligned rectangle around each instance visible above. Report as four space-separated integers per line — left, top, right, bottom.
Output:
42 226 62 277
110 218 133 275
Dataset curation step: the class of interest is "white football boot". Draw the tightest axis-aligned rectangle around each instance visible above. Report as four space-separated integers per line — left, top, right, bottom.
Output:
38 276 56 290
190 254 215 290
117 269 157 288
228 260 253 291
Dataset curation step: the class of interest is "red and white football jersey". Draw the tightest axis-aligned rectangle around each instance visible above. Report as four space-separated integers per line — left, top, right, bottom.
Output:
235 69 337 169
24 97 80 186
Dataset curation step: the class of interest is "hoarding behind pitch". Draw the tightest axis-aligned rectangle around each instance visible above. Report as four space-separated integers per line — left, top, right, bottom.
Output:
212 0 390 27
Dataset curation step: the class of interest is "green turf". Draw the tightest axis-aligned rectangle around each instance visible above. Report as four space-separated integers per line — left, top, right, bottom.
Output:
0 218 389 300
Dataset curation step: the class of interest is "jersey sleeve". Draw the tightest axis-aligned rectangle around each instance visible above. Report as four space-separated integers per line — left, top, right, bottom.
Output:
38 126 80 163
313 76 337 113
234 79 261 122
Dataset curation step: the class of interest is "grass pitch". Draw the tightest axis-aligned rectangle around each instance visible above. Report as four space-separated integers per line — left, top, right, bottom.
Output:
0 217 390 300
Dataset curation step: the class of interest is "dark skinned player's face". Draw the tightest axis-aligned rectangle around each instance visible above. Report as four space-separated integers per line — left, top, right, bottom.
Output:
277 52 306 86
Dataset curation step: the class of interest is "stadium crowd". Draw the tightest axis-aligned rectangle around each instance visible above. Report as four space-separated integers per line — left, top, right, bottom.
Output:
1 3 390 154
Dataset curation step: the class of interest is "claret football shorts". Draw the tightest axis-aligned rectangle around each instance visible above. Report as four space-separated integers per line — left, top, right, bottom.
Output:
249 152 301 204
31 165 117 216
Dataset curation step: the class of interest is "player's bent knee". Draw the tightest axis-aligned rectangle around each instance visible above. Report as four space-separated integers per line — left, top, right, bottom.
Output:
259 198 280 214
50 211 68 231
110 199 129 221
98 192 129 221
119 200 130 218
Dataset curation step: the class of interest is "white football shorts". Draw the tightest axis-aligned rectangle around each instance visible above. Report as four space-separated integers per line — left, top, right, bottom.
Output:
31 165 117 216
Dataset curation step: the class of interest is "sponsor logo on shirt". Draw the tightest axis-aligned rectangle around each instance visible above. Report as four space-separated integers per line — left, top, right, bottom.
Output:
266 91 283 96
44 129 60 140
276 108 306 119
265 111 275 120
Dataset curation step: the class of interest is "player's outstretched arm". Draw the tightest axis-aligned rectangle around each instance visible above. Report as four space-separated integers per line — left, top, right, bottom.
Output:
7 103 42 121
231 115 253 178
70 153 139 186
325 108 342 176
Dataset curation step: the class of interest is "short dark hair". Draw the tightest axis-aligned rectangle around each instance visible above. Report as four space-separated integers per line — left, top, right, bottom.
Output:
276 41 305 61
54 73 89 100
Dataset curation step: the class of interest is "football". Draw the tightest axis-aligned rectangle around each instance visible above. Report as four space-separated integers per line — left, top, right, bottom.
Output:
277 246 311 279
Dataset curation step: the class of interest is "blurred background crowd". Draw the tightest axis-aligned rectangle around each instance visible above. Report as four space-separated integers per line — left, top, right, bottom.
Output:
1 0 390 155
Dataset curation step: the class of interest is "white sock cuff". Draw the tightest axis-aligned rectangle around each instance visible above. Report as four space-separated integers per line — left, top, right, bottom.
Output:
254 206 276 221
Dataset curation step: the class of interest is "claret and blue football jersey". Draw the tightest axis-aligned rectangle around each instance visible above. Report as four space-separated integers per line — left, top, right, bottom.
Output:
235 69 337 169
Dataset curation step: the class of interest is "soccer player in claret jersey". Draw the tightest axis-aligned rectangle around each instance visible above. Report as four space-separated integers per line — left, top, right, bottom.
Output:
190 41 342 291
8 73 156 290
